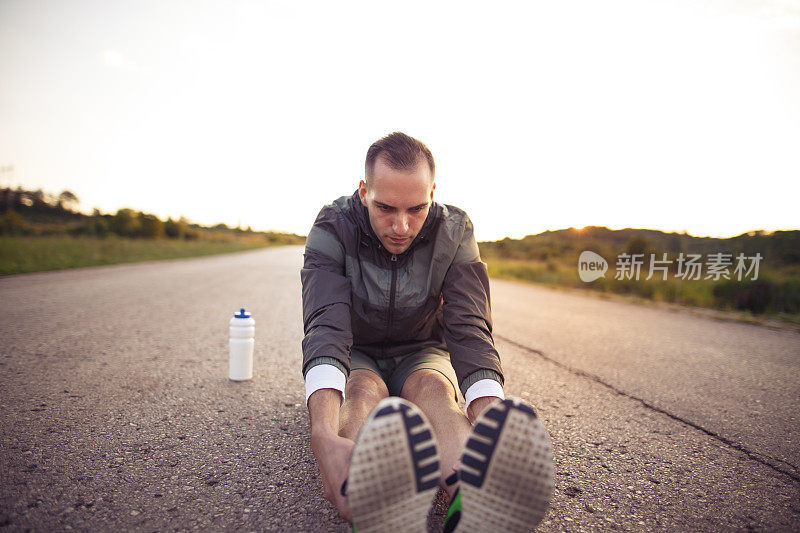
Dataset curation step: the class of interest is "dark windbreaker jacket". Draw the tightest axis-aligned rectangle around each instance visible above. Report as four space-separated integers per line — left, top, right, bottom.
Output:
301 191 503 396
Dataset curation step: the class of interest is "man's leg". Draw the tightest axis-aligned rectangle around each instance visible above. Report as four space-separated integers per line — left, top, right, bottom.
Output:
400 369 470 500
342 370 442 531
339 368 390 439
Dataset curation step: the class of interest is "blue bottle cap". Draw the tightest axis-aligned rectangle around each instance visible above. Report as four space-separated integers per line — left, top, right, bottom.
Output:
234 308 251 318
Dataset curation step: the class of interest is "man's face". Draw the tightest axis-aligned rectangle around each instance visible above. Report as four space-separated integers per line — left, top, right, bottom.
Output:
359 157 435 255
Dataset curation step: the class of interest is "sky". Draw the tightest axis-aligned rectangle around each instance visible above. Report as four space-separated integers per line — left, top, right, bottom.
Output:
1 0 799 241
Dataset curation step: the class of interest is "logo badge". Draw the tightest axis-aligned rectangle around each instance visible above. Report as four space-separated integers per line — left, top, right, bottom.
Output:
578 251 608 282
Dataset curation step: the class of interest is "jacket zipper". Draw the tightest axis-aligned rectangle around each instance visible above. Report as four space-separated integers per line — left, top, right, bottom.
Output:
386 253 398 349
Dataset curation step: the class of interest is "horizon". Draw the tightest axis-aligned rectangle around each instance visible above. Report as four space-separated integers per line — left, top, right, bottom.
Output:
4 184 794 242
2 0 799 242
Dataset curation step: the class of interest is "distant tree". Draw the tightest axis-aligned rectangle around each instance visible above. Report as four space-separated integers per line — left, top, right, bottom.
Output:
11 187 31 209
625 236 649 256
0 187 13 211
30 189 46 210
667 233 686 255
184 222 200 240
45 191 60 207
88 210 110 237
57 190 80 212
112 208 140 237
94 217 110 237
164 217 180 239
165 217 191 239
625 236 654 267
137 212 164 238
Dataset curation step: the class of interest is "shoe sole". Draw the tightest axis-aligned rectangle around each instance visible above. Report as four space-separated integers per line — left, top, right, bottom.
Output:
456 397 554 532
348 397 441 533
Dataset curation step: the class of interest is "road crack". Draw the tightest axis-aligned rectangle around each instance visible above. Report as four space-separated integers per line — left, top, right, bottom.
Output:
497 334 800 484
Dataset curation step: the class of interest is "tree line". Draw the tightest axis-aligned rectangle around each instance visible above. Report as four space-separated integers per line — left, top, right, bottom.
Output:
478 225 799 269
0 186 303 245
478 226 800 317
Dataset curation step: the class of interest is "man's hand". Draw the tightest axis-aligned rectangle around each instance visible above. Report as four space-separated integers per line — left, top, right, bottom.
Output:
308 388 353 522
467 395 502 425
311 431 354 522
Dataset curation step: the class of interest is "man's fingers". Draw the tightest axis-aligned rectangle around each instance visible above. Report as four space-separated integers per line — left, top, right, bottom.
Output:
313 434 355 523
336 495 351 523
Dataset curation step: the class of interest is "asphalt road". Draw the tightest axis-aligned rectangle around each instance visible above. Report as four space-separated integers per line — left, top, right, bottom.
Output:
1 245 798 531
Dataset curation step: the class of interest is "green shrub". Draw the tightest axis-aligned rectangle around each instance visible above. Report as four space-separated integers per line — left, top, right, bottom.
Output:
713 280 774 314
137 213 164 238
773 279 800 314
112 208 140 237
0 209 30 235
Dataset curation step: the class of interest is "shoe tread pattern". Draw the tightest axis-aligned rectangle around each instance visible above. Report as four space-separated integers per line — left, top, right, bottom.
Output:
456 397 554 532
348 397 441 533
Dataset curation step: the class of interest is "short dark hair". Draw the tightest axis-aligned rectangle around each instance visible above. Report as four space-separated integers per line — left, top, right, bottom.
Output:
365 132 435 183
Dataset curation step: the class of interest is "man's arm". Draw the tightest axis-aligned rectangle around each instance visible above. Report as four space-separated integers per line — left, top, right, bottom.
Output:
308 388 353 522
441 213 505 411
301 207 353 389
301 208 356 521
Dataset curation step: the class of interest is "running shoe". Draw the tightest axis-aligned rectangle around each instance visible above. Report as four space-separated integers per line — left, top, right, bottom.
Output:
347 397 442 533
444 397 554 532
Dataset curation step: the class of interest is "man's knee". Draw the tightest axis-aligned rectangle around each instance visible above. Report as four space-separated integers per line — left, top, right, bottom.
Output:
344 369 389 404
401 369 456 404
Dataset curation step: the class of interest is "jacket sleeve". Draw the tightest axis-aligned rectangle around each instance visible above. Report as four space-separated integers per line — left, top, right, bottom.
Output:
300 206 352 378
441 215 504 397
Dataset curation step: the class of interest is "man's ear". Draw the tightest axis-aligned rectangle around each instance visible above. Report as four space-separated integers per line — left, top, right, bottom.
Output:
429 181 436 201
358 180 368 206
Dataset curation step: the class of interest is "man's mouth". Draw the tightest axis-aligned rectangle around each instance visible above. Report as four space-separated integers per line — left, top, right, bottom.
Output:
388 237 407 245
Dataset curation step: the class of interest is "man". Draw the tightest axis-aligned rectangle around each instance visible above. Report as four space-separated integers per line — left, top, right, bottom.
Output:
301 132 552 531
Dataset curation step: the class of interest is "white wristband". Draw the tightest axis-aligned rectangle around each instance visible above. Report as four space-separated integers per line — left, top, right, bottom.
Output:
305 364 347 405
464 378 505 412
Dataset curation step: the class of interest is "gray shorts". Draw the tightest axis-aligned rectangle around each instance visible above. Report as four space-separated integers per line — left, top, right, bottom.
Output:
350 346 462 402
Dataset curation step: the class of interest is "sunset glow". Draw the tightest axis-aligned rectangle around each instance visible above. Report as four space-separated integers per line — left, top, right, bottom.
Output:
1 0 798 241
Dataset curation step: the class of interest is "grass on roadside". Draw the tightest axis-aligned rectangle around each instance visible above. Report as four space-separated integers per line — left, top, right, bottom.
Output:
0 235 294 276
484 256 800 327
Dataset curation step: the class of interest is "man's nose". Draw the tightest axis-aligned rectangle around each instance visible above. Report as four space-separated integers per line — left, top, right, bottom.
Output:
393 213 409 235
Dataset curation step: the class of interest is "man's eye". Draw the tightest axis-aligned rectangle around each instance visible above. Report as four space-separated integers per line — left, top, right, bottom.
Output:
411 206 425 212
379 205 392 212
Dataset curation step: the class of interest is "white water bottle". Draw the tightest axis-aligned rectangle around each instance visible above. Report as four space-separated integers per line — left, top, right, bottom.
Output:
229 308 255 381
